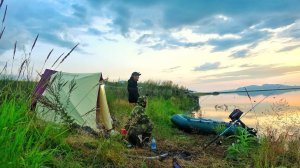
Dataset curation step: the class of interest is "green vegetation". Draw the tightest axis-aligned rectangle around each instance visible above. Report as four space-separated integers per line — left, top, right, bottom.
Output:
252 129 300 168
0 79 69 167
0 77 203 167
214 123 226 135
1 4 300 167
1 75 300 168
225 128 257 160
106 80 199 140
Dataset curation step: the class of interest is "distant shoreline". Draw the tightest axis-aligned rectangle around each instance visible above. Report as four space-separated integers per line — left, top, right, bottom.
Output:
195 87 300 96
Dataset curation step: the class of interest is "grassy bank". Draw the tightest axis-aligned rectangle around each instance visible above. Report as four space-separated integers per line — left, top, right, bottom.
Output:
1 78 300 167
0 78 203 167
105 80 199 139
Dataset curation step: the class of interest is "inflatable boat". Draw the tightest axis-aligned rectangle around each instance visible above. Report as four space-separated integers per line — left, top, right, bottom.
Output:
171 109 257 136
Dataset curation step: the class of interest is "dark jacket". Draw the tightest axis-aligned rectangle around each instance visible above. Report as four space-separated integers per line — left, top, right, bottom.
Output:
127 77 139 103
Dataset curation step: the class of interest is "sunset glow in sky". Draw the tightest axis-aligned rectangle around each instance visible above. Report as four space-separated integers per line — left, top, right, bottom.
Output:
1 0 300 91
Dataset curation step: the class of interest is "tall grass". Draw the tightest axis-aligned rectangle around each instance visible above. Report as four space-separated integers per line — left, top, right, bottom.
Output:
0 80 70 167
251 128 300 167
248 99 300 167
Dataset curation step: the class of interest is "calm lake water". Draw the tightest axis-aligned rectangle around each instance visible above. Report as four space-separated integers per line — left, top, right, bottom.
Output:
193 90 300 134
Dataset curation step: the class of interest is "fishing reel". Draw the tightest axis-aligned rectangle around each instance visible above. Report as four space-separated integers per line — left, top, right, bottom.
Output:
229 109 257 136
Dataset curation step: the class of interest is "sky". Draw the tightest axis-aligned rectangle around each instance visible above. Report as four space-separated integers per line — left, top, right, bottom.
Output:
0 0 300 91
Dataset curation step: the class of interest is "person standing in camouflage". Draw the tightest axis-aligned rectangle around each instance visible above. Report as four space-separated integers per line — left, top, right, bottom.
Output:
125 96 153 147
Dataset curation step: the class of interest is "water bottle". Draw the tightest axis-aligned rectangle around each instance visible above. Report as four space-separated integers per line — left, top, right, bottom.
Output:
150 137 157 152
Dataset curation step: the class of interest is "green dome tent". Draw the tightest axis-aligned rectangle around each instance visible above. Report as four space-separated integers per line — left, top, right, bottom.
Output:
31 69 113 131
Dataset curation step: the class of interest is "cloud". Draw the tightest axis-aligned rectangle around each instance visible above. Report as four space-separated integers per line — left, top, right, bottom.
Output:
162 66 181 72
239 64 257 68
279 20 300 39
192 15 262 36
72 4 88 19
110 5 131 37
197 65 300 83
87 28 103 36
255 15 297 29
169 66 181 70
2 0 300 54
194 62 227 71
101 36 118 42
161 0 300 29
208 29 270 52
0 61 7 66
230 49 250 58
135 19 154 30
136 33 203 50
86 0 106 7
87 0 300 50
134 28 269 51
135 34 154 44
277 44 300 52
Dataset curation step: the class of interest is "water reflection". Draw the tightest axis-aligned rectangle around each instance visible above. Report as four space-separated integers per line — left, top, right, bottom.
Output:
193 90 300 134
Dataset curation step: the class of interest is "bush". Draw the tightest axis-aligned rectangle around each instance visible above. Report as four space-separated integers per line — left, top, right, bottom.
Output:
226 128 257 160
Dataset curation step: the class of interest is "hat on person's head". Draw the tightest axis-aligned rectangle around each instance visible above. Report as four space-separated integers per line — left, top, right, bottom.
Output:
131 72 141 76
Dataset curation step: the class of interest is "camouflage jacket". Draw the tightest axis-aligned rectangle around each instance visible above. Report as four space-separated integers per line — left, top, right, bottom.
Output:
125 105 153 136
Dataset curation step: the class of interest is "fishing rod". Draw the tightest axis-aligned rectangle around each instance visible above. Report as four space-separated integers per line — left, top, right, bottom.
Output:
203 86 282 149
244 87 258 121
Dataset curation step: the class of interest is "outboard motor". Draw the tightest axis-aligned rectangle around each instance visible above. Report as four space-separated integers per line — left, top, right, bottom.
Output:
229 109 243 121
229 109 257 136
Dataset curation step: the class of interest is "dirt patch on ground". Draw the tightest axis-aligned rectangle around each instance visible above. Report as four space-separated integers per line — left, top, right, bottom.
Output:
64 128 235 167
125 134 231 168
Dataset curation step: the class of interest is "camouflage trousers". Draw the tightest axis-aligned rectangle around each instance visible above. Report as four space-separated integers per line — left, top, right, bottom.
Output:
125 106 153 146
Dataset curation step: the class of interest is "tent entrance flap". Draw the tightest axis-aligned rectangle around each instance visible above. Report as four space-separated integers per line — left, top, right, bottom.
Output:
97 84 113 130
